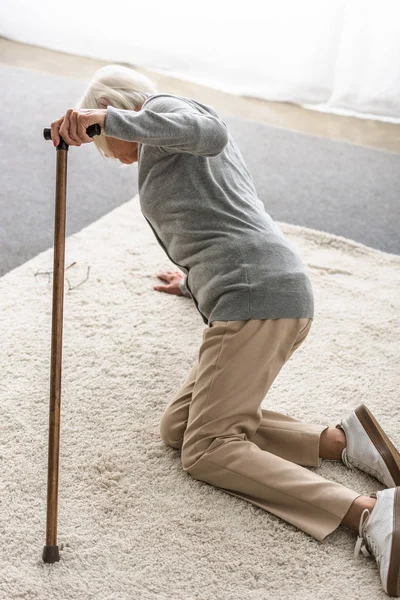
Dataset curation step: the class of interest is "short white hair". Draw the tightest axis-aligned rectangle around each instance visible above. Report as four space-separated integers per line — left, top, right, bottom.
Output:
74 64 158 162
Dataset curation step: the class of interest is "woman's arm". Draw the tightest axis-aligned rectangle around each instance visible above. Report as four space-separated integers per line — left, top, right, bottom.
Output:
104 96 228 157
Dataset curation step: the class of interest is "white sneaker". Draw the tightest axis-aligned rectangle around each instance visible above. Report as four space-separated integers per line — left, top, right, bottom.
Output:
336 404 400 488
354 487 400 597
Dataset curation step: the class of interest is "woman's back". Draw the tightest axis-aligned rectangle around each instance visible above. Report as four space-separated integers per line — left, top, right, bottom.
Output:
104 93 314 325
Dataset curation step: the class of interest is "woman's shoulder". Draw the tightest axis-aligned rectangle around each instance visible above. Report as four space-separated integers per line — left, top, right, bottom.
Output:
143 93 217 117
143 93 195 112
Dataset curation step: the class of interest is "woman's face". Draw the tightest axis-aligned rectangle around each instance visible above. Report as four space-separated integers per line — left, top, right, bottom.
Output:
105 136 139 164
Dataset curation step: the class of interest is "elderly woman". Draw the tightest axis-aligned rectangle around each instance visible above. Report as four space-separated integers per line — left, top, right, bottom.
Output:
52 65 400 595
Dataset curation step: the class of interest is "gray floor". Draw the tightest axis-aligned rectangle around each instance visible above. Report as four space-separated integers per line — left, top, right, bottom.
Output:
1 64 399 277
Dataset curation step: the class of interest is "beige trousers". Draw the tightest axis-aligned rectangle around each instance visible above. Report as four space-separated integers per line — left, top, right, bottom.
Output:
160 318 361 543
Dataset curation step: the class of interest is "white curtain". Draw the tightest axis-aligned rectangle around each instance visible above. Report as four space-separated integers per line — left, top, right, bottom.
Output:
1 0 399 122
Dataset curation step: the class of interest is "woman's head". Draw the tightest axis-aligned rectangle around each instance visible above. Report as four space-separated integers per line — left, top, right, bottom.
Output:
74 64 158 163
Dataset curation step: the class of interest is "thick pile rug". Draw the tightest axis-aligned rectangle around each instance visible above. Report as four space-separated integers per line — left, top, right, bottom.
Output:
1 194 399 600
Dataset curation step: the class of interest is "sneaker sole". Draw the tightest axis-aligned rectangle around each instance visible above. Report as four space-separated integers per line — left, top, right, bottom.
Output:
387 487 400 597
355 404 400 487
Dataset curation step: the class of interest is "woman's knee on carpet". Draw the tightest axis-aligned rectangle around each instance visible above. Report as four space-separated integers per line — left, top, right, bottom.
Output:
159 409 185 449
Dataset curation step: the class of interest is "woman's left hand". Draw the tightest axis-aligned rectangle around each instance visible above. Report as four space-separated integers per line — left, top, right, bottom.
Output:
153 270 185 295
51 108 107 147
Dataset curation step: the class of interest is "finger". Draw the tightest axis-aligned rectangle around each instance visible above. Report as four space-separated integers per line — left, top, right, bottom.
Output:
59 109 79 146
51 117 64 146
70 110 82 145
58 110 74 146
77 114 94 144
153 285 170 293
69 110 83 145
156 272 172 282
160 270 181 278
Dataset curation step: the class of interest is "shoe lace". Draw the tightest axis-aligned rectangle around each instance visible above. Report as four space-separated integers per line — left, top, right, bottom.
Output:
354 506 381 567
341 447 381 481
336 426 356 470
341 447 354 470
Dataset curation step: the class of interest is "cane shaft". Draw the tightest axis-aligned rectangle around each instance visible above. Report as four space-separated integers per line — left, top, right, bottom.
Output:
45 148 68 550
42 124 99 563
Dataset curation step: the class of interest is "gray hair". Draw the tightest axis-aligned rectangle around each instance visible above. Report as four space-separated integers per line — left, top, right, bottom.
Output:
74 64 158 162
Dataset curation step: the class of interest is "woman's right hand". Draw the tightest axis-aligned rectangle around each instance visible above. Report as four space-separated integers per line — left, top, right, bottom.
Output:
51 108 107 147
153 270 185 295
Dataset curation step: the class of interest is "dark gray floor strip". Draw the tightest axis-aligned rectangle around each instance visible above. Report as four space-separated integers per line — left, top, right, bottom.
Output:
1 64 399 277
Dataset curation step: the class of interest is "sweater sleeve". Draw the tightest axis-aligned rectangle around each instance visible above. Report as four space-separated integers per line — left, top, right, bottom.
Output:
103 96 228 157
179 276 192 298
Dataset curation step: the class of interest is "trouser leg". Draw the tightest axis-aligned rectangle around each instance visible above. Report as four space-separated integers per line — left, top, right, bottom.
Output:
160 322 327 468
178 319 360 543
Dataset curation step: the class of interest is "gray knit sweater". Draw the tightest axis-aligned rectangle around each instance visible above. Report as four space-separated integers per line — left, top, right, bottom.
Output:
104 93 314 326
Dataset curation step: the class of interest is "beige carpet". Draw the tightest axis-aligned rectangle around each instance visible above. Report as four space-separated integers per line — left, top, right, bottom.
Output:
1 195 399 600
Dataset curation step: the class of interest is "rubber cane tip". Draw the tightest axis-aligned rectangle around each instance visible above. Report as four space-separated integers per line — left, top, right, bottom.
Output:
42 545 60 563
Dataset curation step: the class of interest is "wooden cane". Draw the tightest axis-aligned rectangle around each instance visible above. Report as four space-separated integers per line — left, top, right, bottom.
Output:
42 124 101 563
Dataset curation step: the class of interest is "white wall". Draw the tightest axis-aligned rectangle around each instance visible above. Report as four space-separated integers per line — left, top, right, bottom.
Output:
1 0 400 122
